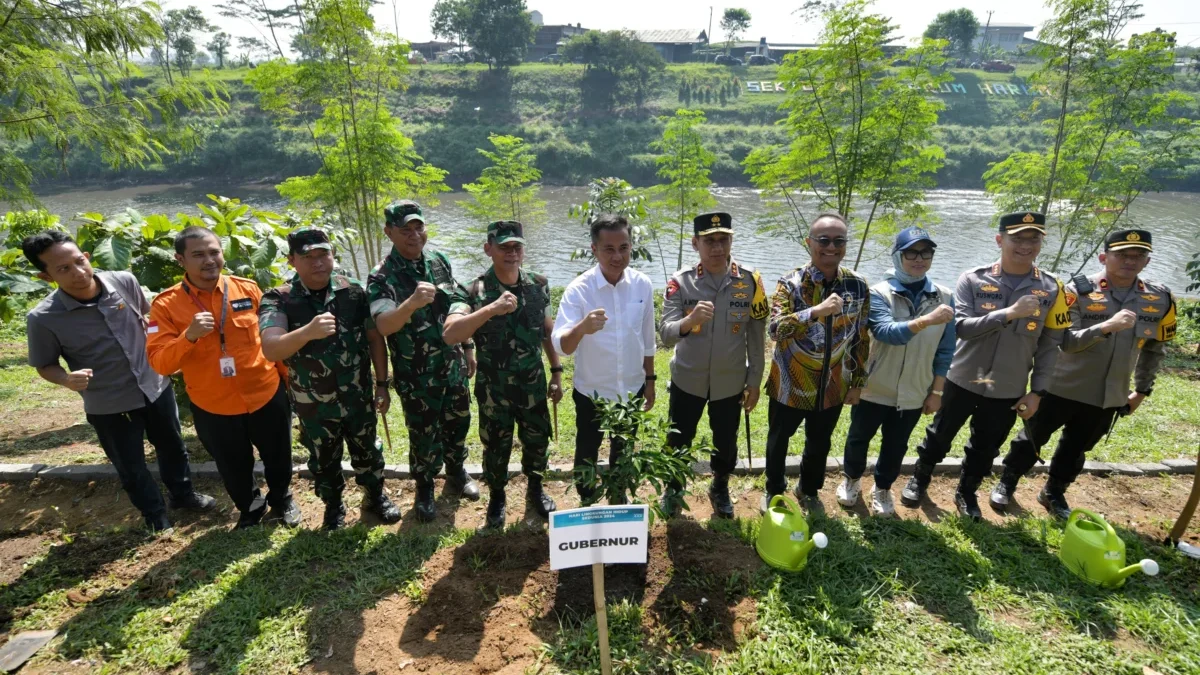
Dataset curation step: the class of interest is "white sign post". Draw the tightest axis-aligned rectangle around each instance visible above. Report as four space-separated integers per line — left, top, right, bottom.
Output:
549 504 650 675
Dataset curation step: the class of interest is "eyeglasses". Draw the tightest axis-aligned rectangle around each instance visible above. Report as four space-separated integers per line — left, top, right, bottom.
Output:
901 248 935 261
811 237 848 249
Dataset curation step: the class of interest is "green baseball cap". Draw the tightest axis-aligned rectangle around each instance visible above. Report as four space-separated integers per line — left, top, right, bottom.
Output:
287 227 333 255
487 220 525 245
384 200 424 227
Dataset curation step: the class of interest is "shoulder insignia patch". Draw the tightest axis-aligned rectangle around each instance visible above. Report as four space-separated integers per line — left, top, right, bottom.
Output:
1064 291 1077 307
666 279 680 299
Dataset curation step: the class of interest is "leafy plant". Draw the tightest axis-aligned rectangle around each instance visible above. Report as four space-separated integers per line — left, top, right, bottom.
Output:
573 392 701 524
568 178 651 263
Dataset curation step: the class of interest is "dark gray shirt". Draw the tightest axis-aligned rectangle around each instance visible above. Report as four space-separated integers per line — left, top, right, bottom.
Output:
27 271 169 415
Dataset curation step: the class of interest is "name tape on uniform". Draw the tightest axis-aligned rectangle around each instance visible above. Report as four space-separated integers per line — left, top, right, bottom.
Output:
548 505 649 570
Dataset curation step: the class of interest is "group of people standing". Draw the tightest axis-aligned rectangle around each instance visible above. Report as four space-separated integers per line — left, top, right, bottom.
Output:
20 202 1175 532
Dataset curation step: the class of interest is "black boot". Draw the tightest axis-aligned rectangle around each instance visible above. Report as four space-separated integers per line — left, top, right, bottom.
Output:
708 475 734 519
659 481 684 519
1038 478 1073 521
447 468 481 501
526 479 556 519
414 480 437 523
363 486 401 523
954 473 983 522
901 462 935 507
322 498 346 531
485 489 506 529
989 467 1023 513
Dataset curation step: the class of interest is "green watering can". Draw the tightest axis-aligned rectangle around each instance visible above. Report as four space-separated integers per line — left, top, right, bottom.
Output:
1059 508 1159 589
756 495 828 572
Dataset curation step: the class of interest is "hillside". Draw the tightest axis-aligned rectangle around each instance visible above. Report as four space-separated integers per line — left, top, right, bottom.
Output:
22 63 1200 192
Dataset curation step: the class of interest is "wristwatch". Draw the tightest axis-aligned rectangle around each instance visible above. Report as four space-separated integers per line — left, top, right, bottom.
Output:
1031 389 1048 397
930 390 943 397
375 378 390 387
1136 389 1152 397
550 366 564 374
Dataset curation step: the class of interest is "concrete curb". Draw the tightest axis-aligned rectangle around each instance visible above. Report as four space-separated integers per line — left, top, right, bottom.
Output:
4 456 1194 483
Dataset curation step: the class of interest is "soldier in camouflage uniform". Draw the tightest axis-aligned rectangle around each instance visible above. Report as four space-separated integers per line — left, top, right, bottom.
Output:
444 221 562 529
259 228 401 530
368 201 480 522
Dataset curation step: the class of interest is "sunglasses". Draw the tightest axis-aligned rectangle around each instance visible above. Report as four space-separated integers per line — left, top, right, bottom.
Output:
811 237 848 249
901 248 935 261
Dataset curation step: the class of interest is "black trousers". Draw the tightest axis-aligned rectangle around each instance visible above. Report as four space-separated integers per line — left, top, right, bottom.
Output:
87 387 194 522
665 382 742 476
915 380 1019 482
191 379 293 515
572 386 643 499
842 400 923 490
1002 393 1120 485
764 398 844 497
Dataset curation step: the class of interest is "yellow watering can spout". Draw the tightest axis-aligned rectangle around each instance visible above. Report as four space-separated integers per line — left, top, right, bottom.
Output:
1114 559 1159 583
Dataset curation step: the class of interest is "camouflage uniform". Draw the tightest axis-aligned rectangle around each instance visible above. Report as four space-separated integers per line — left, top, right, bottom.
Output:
259 274 384 501
367 248 471 483
449 267 553 491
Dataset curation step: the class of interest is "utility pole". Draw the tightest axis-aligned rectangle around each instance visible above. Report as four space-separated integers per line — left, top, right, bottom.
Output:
708 6 713 46
982 10 994 53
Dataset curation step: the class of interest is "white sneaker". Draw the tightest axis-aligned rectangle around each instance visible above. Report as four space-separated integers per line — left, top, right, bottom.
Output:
872 488 895 516
836 477 861 506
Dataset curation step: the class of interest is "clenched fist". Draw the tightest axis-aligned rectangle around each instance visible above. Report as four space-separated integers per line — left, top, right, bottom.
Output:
579 308 608 335
490 291 518 316
684 301 714 331
810 293 844 319
64 368 93 392
305 312 337 339
405 281 437 310
1006 294 1041 321
186 312 215 342
925 304 954 326
1102 309 1137 334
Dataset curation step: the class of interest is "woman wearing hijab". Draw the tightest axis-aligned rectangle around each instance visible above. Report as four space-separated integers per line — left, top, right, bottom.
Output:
836 227 957 515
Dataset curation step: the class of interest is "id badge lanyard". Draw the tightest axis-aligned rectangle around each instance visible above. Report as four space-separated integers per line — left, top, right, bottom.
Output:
183 277 230 354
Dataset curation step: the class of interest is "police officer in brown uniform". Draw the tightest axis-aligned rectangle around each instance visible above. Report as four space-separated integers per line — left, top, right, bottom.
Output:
991 229 1176 519
901 211 1072 520
658 212 769 518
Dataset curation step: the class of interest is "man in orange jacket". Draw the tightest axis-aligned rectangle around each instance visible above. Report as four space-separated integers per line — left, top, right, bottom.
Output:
147 226 298 529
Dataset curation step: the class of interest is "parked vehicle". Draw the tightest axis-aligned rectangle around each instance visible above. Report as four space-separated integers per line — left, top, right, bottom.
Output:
715 54 744 66
539 54 562 63
982 60 1016 73
436 52 467 64
747 54 777 66
406 51 427 65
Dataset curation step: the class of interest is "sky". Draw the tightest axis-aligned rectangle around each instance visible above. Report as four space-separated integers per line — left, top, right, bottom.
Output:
167 0 1200 56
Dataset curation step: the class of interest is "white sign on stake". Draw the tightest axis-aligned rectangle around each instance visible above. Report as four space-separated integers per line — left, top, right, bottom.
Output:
549 504 649 571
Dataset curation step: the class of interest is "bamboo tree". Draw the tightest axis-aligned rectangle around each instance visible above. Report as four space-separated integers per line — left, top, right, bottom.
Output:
650 109 716 279
742 0 948 266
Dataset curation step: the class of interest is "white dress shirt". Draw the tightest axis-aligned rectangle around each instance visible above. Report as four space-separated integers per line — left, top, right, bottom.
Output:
553 265 656 401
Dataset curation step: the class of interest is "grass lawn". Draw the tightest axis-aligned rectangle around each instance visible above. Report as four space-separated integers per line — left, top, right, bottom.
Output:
0 473 1197 675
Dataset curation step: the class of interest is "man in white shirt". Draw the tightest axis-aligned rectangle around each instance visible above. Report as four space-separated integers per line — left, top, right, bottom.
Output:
553 214 657 505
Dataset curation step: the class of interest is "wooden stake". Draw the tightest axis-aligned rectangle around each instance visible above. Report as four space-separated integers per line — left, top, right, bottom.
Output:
592 562 612 675
1168 444 1200 544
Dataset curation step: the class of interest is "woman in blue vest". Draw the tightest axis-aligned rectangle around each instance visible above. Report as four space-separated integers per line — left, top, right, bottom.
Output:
837 227 957 515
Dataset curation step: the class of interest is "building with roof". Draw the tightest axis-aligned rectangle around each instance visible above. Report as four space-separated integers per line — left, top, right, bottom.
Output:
974 23 1036 52
631 29 708 62
529 22 587 61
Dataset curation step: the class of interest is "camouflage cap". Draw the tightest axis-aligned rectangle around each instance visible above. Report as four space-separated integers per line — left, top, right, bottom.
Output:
384 200 424 227
487 220 525 245
287 227 333 255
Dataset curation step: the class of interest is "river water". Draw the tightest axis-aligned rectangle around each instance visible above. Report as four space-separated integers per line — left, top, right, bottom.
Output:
24 183 1200 293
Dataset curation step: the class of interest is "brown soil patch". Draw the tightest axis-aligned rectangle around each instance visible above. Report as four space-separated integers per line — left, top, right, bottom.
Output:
0 532 52 586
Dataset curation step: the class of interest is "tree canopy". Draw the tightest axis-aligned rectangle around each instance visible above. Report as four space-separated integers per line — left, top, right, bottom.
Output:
462 0 536 67
923 8 979 58
562 30 666 108
0 0 227 206
720 8 752 54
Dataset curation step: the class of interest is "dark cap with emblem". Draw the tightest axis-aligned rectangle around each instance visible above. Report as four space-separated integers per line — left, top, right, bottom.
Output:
694 212 733 237
287 227 333 255
487 220 525 245
998 211 1047 235
384 200 423 227
1105 229 1152 253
